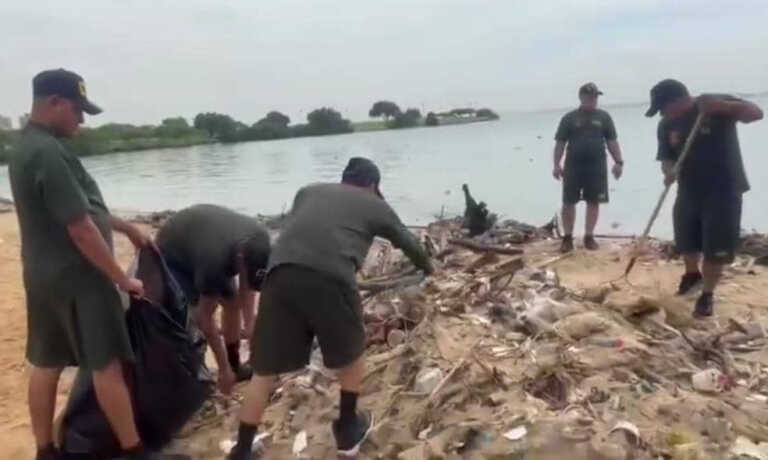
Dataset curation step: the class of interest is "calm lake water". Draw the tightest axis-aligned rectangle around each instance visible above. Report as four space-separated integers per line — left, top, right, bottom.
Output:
1 98 766 238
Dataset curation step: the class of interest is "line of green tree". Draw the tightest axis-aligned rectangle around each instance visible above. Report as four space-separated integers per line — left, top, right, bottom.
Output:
0 103 498 164
0 107 354 164
368 101 499 129
192 107 352 143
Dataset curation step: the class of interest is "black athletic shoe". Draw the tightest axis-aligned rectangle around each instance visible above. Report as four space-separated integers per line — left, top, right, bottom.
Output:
333 410 374 458
584 235 599 251
227 445 262 460
235 363 254 382
35 445 61 460
560 235 574 253
693 293 714 318
123 450 190 460
677 272 703 295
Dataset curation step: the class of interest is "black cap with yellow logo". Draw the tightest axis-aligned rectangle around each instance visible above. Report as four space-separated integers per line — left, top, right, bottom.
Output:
579 82 603 96
32 69 102 115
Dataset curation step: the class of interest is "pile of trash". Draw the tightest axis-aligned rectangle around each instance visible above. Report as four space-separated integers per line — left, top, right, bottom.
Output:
167 217 768 459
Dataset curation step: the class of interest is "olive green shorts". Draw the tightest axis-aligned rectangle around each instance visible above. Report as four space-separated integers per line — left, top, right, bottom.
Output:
25 269 134 371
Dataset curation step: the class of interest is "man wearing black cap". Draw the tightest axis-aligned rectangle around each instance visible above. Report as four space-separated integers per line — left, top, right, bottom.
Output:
647 79 763 317
227 157 433 459
156 204 271 393
552 82 625 252
9 69 184 459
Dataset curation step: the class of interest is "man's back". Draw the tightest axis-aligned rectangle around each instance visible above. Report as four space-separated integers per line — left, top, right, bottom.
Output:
269 183 428 286
156 204 270 279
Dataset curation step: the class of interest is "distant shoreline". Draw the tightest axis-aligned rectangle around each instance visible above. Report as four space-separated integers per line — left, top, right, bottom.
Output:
0 112 500 165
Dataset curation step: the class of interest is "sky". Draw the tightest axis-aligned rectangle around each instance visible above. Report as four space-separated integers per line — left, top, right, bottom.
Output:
1 0 767 127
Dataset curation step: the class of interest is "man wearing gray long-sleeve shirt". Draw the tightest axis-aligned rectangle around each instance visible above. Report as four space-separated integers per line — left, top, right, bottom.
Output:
228 158 433 459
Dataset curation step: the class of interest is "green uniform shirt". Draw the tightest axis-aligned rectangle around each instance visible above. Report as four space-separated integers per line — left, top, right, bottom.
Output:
156 204 270 298
269 183 432 287
10 123 114 293
555 108 617 171
656 94 750 197
10 122 131 370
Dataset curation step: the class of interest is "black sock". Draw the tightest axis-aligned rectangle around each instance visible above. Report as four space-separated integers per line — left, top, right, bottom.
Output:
563 234 573 240
227 342 241 372
339 390 358 425
123 442 145 456
235 422 258 452
36 443 57 455
701 291 713 298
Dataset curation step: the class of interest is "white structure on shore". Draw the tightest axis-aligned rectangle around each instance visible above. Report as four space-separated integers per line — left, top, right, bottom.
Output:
18 114 29 129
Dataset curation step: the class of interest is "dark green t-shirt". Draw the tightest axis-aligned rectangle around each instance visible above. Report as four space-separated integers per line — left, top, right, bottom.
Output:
269 183 432 287
555 108 617 170
156 204 270 297
9 123 114 296
656 95 750 197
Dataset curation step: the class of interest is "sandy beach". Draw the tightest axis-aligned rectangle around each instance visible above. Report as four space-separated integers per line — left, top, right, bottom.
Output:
1 210 768 458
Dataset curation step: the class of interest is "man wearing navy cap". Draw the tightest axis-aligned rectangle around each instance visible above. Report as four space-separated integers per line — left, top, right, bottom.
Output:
9 69 185 460
228 158 433 459
647 79 763 317
552 82 625 253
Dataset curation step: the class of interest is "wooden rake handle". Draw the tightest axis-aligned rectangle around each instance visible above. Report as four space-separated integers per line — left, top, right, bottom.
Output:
624 112 705 277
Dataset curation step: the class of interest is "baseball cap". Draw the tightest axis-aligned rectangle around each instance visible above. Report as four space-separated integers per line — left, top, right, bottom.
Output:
342 157 384 199
645 79 689 117
33 69 102 115
579 82 603 96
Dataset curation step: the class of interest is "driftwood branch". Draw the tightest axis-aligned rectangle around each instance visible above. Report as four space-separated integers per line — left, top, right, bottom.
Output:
358 274 425 295
448 238 523 256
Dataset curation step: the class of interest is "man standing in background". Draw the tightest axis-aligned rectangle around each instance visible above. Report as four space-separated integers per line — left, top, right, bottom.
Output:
648 79 763 317
552 82 625 252
10 69 184 460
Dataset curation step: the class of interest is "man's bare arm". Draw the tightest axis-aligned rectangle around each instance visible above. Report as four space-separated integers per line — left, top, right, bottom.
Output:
553 141 566 167
109 215 150 248
552 141 566 179
606 140 624 164
699 97 764 123
195 296 235 394
68 215 142 295
237 272 257 338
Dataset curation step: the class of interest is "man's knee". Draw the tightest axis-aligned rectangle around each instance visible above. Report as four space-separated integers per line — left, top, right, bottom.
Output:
29 366 64 388
92 358 125 382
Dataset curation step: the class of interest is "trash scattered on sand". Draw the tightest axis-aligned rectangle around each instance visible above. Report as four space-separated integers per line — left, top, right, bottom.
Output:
176 215 768 459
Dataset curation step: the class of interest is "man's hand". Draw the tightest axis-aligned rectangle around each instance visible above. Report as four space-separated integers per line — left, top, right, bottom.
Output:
118 277 145 298
612 163 623 179
218 366 236 395
126 225 152 250
552 164 564 180
664 170 677 187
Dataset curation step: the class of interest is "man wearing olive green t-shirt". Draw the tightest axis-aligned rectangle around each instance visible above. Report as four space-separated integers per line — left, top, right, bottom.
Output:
10 69 186 460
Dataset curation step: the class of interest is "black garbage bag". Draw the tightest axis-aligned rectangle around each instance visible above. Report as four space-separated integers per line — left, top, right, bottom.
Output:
60 247 213 457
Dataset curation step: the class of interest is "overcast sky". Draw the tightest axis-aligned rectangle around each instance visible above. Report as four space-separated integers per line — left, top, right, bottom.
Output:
1 0 767 126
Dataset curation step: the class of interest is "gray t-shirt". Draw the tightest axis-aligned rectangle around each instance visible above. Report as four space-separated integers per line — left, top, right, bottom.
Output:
555 108 617 170
269 183 431 286
656 95 749 197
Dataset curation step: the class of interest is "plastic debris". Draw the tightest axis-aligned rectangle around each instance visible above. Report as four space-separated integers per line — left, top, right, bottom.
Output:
292 430 308 456
415 368 444 394
503 426 528 441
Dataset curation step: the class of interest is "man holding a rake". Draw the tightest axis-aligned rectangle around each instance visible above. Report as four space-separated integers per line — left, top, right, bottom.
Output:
647 79 763 317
